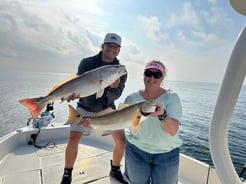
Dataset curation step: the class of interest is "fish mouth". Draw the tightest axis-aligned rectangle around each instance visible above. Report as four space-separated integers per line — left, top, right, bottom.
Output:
140 100 157 114
140 109 152 116
119 65 127 74
121 70 127 75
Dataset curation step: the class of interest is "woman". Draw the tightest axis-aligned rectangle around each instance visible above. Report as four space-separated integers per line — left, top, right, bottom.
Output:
124 60 183 184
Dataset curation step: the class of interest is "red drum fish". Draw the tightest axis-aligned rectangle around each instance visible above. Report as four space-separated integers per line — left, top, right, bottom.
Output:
66 100 156 136
19 65 126 119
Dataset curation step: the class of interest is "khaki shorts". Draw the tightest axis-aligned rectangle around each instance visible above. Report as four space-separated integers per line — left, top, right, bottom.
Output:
69 106 95 135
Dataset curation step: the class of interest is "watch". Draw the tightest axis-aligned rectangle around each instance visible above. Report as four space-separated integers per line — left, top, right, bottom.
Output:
158 110 167 121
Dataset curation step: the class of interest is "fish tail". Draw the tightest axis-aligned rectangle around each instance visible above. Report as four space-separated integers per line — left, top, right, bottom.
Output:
19 98 46 119
67 104 80 124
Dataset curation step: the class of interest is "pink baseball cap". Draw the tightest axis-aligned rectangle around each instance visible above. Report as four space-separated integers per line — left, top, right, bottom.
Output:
144 61 164 73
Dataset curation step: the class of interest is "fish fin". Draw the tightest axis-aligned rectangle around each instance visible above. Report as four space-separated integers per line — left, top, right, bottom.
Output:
19 98 45 119
131 111 142 134
64 121 70 125
67 104 80 124
132 111 142 127
95 129 112 136
96 89 105 98
49 74 79 94
118 103 129 110
92 108 115 117
132 114 142 127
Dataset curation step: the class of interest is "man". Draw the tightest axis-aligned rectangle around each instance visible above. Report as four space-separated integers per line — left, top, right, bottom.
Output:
60 33 128 184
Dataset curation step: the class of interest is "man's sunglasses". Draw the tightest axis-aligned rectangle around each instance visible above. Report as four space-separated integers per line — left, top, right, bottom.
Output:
144 70 163 79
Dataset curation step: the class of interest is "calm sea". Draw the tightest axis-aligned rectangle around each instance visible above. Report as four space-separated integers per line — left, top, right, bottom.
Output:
0 70 245 175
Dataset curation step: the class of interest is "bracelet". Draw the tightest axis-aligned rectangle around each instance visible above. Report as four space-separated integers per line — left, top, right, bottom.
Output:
158 110 167 121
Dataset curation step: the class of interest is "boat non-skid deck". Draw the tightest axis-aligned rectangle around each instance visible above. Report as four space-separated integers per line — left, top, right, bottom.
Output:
0 125 221 184
0 139 125 184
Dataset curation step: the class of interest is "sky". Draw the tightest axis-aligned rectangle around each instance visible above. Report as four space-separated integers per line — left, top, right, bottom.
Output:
0 0 245 83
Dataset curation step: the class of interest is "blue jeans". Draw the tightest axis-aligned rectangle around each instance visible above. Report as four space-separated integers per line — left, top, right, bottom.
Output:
124 141 179 184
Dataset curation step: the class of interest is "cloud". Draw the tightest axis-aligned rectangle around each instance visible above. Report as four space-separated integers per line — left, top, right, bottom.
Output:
166 2 201 30
0 0 147 76
0 0 108 72
119 39 147 79
0 0 243 84
208 0 218 6
201 6 234 37
138 15 167 43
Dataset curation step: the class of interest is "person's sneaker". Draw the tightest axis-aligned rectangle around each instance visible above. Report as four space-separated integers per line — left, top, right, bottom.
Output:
110 160 128 184
60 175 71 184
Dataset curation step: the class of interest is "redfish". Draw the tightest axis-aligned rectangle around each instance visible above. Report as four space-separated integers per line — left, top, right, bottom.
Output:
19 65 126 119
66 100 156 136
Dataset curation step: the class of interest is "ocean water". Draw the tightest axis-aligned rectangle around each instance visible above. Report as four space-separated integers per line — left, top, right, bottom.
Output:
0 70 245 175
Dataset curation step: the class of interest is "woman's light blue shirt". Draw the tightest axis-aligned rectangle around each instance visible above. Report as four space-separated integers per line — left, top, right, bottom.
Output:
125 89 183 154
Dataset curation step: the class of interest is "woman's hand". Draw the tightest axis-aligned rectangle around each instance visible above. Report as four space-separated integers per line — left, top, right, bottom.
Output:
152 103 180 136
151 103 165 117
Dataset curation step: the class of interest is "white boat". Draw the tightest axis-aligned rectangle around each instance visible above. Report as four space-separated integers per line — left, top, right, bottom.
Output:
0 106 244 184
0 1 245 184
0 111 222 184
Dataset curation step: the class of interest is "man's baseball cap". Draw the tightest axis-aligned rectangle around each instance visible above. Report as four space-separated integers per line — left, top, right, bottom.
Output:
104 33 121 47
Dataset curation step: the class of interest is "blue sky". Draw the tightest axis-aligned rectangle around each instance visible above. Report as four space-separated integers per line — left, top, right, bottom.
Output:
0 0 245 83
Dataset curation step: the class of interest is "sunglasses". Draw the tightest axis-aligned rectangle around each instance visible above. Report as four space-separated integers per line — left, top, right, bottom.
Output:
144 70 163 79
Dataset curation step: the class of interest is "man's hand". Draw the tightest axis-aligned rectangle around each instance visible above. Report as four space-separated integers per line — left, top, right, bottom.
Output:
110 78 120 88
78 117 92 129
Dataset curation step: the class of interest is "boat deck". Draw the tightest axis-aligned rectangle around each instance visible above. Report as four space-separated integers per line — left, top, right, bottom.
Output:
0 139 127 184
0 125 221 184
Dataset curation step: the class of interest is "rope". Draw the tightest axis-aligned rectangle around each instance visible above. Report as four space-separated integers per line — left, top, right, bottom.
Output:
205 153 214 184
29 127 56 149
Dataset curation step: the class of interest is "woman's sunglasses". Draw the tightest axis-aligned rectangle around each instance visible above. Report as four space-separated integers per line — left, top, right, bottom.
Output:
144 70 163 79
